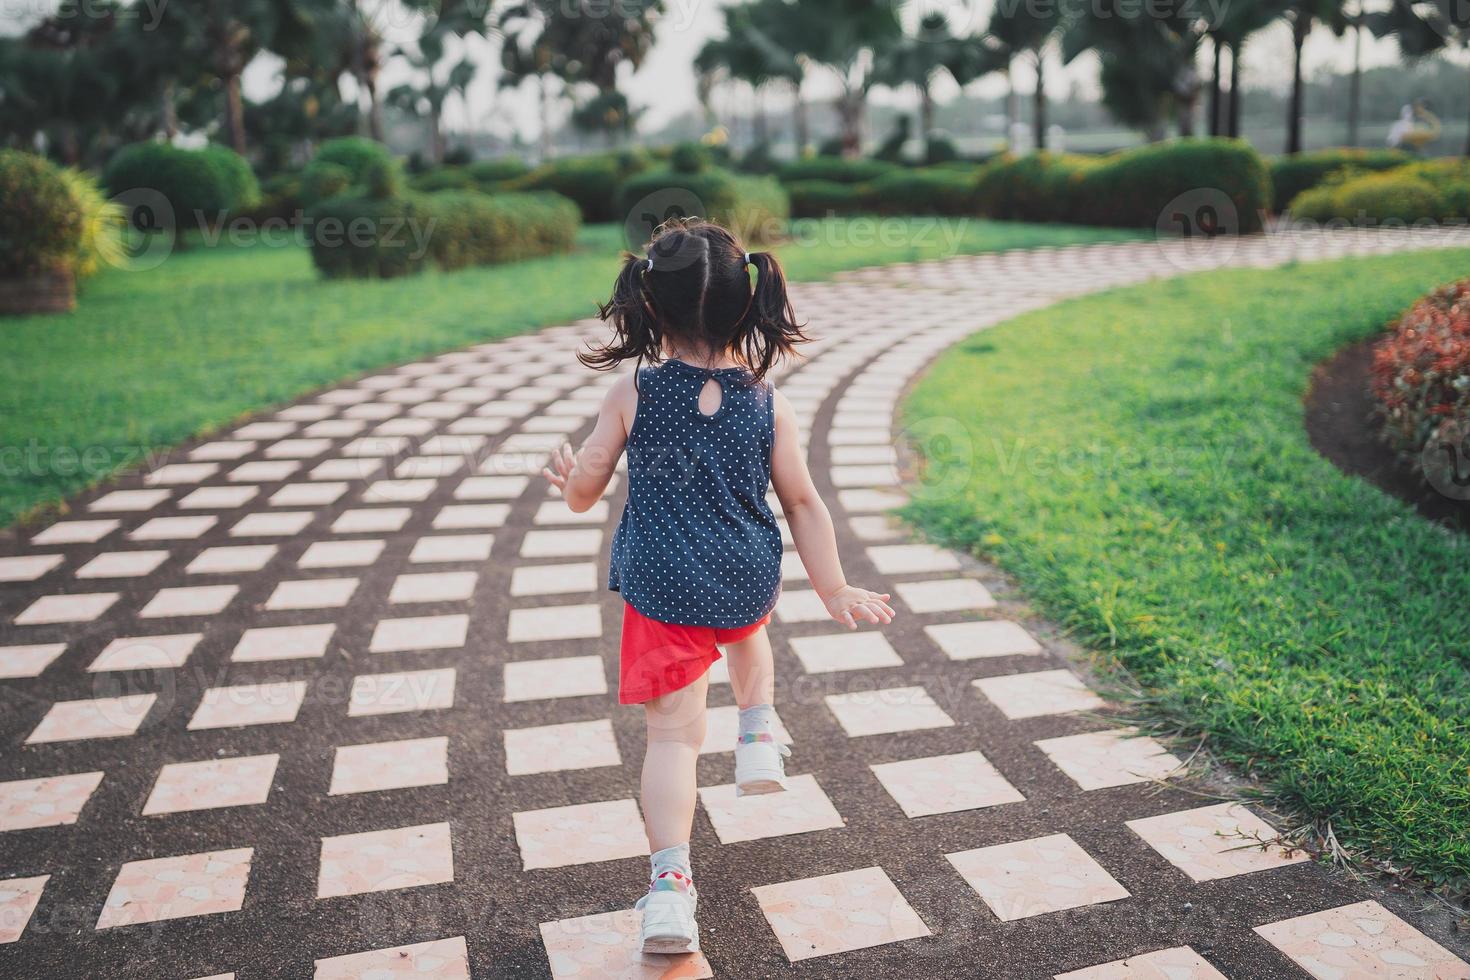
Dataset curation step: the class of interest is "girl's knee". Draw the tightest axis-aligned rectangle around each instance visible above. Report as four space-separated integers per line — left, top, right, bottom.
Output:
645 693 706 747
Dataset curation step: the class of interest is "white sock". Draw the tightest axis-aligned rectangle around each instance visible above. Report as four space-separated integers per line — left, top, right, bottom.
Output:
650 842 692 881
738 703 775 737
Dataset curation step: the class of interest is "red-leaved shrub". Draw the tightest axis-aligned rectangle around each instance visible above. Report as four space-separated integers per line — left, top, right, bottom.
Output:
1371 280 1470 480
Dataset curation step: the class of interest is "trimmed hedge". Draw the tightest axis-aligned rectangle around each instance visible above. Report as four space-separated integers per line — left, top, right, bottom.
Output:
975 139 1271 232
1287 159 1470 224
512 150 652 222
299 138 401 209
305 195 431 280
313 137 393 183
787 179 866 218
420 191 580 270
410 167 476 193
0 150 83 278
467 158 530 186
616 166 788 244
1270 148 1411 213
787 168 980 217
776 157 901 185
103 142 260 225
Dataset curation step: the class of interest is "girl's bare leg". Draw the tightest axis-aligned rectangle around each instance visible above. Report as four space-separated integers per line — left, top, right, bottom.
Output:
641 670 709 851
723 627 775 710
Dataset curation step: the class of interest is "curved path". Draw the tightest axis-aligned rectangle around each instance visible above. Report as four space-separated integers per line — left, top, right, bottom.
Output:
2 227 1469 979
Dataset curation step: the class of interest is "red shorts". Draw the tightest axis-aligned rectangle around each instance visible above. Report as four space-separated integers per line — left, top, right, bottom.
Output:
619 603 769 704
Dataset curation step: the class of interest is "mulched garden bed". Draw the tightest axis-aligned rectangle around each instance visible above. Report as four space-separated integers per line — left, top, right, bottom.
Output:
1305 336 1470 535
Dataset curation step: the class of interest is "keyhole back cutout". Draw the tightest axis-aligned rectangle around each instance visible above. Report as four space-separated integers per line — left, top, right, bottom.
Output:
698 376 724 417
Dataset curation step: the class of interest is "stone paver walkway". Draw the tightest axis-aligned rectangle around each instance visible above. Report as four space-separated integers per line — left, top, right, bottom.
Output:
3 227 1470 979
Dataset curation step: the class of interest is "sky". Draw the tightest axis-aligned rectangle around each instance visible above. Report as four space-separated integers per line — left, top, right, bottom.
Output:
0 0 1433 141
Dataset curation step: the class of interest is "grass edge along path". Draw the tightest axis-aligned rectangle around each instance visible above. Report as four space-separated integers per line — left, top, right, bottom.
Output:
1 218 1139 528
901 249 1470 893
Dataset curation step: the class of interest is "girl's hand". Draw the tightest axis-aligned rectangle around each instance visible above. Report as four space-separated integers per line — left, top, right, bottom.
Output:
541 442 576 492
823 585 896 630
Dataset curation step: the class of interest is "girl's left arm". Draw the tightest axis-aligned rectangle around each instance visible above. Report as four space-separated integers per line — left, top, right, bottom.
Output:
543 372 635 512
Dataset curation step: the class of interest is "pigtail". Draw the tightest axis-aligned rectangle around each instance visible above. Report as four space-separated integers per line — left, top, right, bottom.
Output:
582 252 661 372
735 251 810 381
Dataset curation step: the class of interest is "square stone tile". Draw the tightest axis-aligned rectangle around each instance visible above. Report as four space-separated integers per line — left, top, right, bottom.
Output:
265 577 358 610
303 419 365 438
0 554 63 582
140 585 238 619
315 937 469 980
454 475 528 499
540 909 712 979
232 623 335 663
0 771 105 831
947 833 1130 921
77 550 169 579
1254 900 1470 979
229 460 301 482
505 719 620 775
369 614 468 653
831 464 900 488
365 478 439 504
532 500 609 525
1036 729 1182 791
774 590 830 623
396 456 465 480
265 438 332 459
96 848 253 929
974 669 1105 719
270 482 347 507
789 632 902 674
751 866 931 963
230 511 313 537
233 421 297 439
700 705 792 755
187 545 278 575
507 604 602 642
513 799 647 870
410 534 494 564
142 755 279 815
0 643 66 679
895 579 997 613
317 822 454 898
188 681 307 730
278 404 334 421
1126 803 1310 882
866 544 961 575
509 562 598 596
145 462 219 485
90 633 202 671
825 686 955 737
870 751 1025 818
310 458 382 481
332 508 412 534
448 418 511 437
433 503 509 530
348 667 457 716
927 620 1039 660
1054 946 1228 979
520 529 603 558
504 656 607 702
780 552 807 582
0 875 49 943
27 695 156 743
699 774 844 844
130 516 218 541
389 571 478 604
329 736 450 795
90 489 171 512
190 440 255 461
298 539 384 569
15 592 119 625
32 519 119 545
179 486 259 510
837 489 907 513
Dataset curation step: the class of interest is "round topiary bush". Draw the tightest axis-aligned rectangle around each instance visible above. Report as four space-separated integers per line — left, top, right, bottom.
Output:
0 149 83 313
313 137 394 183
1372 280 1470 490
102 142 260 228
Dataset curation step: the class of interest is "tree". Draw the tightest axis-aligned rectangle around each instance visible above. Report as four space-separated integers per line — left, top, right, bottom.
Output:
388 30 477 163
774 0 901 156
1370 0 1470 154
872 12 984 143
1205 0 1283 138
986 0 1062 150
1282 0 1348 153
696 1 804 149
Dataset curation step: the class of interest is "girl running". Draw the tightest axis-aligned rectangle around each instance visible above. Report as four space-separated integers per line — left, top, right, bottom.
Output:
543 217 895 954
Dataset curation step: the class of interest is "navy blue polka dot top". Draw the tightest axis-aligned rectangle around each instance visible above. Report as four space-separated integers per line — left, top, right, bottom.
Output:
610 358 783 628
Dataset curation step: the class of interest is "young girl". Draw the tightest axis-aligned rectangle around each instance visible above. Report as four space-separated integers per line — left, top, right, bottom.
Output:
543 218 895 954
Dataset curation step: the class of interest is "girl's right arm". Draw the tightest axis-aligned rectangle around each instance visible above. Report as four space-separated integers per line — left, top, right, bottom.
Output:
543 373 636 512
770 391 895 630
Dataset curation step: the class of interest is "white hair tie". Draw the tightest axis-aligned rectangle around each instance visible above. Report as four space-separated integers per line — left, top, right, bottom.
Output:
744 252 751 266
645 257 654 272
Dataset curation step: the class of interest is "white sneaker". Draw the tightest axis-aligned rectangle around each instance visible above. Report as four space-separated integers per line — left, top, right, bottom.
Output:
634 871 699 953
735 732 791 797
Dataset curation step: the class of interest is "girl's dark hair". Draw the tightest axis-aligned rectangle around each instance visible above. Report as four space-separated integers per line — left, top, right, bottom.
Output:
583 217 808 381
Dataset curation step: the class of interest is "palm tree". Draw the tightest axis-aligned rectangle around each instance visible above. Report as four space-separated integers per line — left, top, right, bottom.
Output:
388 30 477 163
872 12 984 143
986 0 1062 150
1282 0 1348 153
696 1 804 149
1369 0 1470 154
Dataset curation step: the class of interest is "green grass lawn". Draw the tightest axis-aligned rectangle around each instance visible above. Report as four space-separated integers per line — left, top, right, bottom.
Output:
903 250 1470 888
0 218 1139 528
